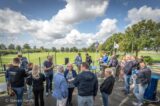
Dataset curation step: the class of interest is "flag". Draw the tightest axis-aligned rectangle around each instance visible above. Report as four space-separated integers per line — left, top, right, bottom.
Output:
114 42 119 49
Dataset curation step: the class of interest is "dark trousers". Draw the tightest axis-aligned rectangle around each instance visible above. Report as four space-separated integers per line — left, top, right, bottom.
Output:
33 89 44 106
46 73 53 93
67 88 74 104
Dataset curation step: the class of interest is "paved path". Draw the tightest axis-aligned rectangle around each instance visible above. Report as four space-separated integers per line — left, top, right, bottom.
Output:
0 83 6 93
0 79 160 106
0 63 160 106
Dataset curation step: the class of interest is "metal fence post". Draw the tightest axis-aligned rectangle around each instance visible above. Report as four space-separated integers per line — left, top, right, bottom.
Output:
0 54 3 72
55 51 57 65
39 57 41 73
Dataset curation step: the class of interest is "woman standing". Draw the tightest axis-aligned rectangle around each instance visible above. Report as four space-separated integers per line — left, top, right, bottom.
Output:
64 63 77 106
100 68 115 106
53 65 68 106
26 65 45 106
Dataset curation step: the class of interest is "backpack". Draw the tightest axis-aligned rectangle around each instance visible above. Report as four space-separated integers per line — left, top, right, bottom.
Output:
26 75 32 86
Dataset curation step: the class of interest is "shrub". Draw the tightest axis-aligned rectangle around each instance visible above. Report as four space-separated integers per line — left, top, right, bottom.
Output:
143 56 153 65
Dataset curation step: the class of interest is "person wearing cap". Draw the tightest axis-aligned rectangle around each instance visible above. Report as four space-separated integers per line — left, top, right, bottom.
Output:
52 65 68 106
100 68 115 106
43 55 54 96
64 63 77 106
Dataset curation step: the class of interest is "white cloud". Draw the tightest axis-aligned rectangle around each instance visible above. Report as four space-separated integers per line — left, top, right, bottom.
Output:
0 0 114 48
126 5 160 25
55 0 108 24
51 18 118 48
95 18 118 41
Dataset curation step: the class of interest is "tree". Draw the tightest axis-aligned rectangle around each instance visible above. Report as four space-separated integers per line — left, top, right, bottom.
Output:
52 47 57 52
40 46 44 51
23 43 31 49
60 47 65 52
102 33 123 54
65 47 70 52
124 20 157 56
8 44 15 50
82 47 87 52
0 44 6 50
33 46 37 50
16 45 21 51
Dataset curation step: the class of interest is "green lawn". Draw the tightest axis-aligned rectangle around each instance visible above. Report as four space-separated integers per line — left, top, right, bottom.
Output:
0 51 160 83
0 52 100 66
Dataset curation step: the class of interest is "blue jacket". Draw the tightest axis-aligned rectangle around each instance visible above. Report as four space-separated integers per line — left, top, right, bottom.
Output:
64 69 77 78
102 55 108 63
52 72 68 100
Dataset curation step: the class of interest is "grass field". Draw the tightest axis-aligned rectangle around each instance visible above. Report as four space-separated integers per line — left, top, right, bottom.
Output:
0 51 160 83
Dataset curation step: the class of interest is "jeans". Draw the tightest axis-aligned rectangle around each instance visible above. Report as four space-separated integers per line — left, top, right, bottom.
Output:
33 89 44 106
134 84 148 103
27 85 32 101
124 74 131 94
133 84 139 95
12 87 24 106
67 88 74 104
78 95 93 106
45 71 53 93
101 92 109 106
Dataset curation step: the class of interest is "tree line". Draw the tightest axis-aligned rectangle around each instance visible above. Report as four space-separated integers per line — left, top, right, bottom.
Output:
0 43 91 55
1 19 160 55
97 20 160 56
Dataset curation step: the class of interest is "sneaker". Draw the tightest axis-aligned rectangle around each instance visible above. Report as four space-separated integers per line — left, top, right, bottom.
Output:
138 103 143 106
46 92 49 96
132 101 139 106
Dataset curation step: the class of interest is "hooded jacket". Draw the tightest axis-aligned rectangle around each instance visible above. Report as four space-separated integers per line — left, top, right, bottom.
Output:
74 71 98 96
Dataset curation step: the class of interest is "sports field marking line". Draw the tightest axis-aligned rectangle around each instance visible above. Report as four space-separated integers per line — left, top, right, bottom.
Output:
119 96 129 106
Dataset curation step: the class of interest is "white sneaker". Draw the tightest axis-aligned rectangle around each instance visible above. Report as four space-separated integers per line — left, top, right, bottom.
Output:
138 103 143 106
132 101 139 106
45 92 49 96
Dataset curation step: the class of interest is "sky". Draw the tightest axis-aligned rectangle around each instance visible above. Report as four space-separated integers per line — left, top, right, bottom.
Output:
0 0 160 48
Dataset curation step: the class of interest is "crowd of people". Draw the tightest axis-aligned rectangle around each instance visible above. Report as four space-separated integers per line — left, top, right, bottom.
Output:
4 52 152 106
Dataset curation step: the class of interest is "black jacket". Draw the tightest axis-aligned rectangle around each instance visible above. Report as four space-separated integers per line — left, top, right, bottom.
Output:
137 67 151 85
74 71 98 96
109 57 118 67
100 76 115 95
27 73 45 90
124 61 133 75
6 66 26 88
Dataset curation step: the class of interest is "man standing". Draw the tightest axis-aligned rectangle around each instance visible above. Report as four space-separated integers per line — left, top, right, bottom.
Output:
123 55 133 95
17 53 28 71
85 53 92 66
75 53 82 73
6 58 27 106
74 62 98 106
43 55 54 96
133 61 151 106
